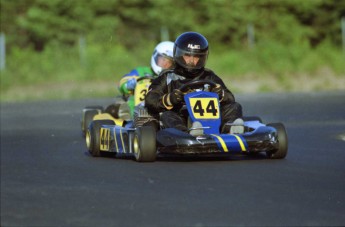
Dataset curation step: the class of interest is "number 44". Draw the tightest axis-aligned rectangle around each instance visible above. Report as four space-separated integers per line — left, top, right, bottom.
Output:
193 99 218 118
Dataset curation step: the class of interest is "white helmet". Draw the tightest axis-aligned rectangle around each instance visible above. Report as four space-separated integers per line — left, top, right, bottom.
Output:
151 41 174 75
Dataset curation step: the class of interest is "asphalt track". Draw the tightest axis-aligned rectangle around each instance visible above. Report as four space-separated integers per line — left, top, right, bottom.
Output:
1 92 345 227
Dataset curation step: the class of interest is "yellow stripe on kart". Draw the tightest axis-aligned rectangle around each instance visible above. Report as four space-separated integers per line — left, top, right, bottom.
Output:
120 128 126 153
211 134 228 152
211 134 247 152
233 135 247 152
114 127 119 152
100 128 110 151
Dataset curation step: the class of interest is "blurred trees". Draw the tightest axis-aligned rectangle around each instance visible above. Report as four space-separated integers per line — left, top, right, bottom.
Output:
1 0 344 51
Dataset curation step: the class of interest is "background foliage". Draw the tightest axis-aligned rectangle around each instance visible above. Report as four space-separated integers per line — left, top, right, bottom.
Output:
1 0 345 101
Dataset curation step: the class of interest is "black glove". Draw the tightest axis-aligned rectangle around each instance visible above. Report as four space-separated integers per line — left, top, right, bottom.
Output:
211 84 224 101
163 89 184 108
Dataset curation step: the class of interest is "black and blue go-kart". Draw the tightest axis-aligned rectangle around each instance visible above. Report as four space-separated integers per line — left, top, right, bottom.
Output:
85 80 288 162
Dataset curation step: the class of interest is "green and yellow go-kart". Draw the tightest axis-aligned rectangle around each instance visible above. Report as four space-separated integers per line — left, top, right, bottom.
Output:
80 76 153 137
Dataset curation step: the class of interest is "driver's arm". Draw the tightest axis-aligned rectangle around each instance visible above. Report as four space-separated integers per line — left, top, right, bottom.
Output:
145 74 171 114
211 75 236 103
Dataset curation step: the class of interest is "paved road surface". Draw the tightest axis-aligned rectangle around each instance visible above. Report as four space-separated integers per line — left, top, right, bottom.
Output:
1 92 345 226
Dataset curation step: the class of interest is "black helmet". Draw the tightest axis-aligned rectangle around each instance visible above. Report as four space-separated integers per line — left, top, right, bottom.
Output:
174 32 209 75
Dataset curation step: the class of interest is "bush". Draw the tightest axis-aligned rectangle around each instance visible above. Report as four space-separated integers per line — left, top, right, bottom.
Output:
1 38 344 102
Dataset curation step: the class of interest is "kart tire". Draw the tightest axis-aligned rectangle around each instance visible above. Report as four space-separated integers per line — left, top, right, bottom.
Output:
86 120 114 157
243 116 263 123
133 126 157 162
82 110 98 137
81 106 103 135
266 123 288 159
105 104 121 118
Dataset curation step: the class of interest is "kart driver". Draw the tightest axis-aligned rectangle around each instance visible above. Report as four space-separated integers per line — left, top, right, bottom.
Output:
117 41 175 113
145 31 244 135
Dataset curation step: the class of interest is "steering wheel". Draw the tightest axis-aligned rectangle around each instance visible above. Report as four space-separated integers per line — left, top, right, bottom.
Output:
178 79 218 93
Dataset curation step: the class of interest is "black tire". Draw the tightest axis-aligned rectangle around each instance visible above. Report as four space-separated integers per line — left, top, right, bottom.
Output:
243 116 263 123
266 123 288 159
86 120 114 157
133 126 157 162
105 104 121 118
82 110 99 137
81 106 103 135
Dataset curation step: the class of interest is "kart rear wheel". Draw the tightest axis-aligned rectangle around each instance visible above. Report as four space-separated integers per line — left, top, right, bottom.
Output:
105 104 121 118
105 103 131 121
82 110 99 137
81 106 103 135
266 123 288 159
86 120 114 157
133 126 157 162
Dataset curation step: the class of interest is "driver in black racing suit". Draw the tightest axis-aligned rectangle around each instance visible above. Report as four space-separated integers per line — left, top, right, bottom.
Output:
145 31 244 135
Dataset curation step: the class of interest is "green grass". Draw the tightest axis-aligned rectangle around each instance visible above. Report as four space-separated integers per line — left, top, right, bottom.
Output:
1 41 344 102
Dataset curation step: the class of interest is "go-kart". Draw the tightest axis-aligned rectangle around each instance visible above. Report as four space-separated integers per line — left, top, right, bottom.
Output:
81 76 153 137
84 79 288 162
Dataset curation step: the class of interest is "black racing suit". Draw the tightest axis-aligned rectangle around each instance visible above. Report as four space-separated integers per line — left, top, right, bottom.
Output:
144 68 243 133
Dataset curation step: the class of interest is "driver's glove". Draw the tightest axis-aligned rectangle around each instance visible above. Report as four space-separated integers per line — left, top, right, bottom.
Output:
211 84 224 102
126 78 137 91
162 89 184 109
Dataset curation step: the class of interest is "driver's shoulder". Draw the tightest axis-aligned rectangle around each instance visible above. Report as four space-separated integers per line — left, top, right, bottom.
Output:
136 66 152 74
166 71 185 83
203 68 216 75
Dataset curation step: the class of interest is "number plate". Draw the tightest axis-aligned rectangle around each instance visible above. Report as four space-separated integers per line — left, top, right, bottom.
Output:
100 128 110 151
134 79 150 105
189 97 219 119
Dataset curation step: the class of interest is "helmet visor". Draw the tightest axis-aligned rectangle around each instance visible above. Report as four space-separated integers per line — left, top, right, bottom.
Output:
174 46 208 70
153 51 174 69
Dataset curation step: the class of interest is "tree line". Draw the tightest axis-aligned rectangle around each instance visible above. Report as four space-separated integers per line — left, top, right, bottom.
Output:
1 0 345 52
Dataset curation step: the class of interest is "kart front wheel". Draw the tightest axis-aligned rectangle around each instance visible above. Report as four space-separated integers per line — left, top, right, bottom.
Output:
266 123 288 159
133 126 157 162
86 120 114 157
